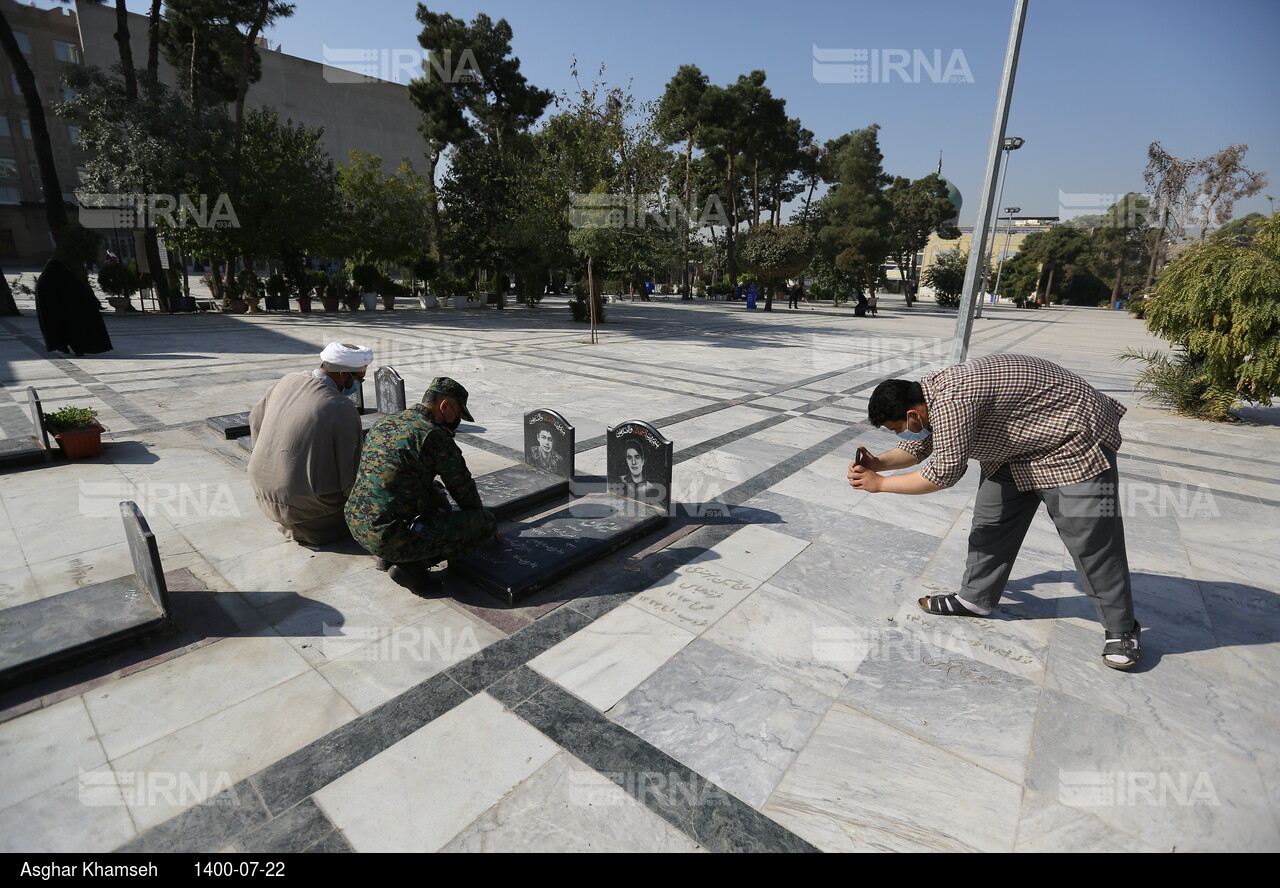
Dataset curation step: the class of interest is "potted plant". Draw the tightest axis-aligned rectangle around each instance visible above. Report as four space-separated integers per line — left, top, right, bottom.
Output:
351 264 380 311
98 263 140 313
380 275 406 311
1126 298 1146 319
300 269 326 314
322 271 345 312
44 405 105 459
237 269 261 313
264 272 290 311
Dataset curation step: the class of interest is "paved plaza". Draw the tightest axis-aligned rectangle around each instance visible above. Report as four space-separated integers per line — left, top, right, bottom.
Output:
1 285 1278 853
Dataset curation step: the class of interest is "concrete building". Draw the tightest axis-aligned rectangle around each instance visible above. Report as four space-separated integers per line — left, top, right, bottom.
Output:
918 217 1059 299
1 0 425 265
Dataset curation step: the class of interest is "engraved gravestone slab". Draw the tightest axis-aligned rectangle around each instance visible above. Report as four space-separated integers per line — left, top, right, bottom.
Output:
606 420 673 516
375 366 406 415
205 411 252 440
471 409 575 520
0 387 51 466
28 386 50 453
453 495 667 605
524 409 574 479
0 501 172 688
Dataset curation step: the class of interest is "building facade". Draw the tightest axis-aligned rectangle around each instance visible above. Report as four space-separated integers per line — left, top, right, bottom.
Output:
1 0 425 265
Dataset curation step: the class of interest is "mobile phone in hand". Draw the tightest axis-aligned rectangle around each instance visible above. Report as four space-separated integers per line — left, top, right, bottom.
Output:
854 448 865 467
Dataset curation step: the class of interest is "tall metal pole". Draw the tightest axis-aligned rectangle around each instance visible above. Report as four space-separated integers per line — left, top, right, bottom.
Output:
975 139 1021 318
948 0 1028 365
991 206 1020 303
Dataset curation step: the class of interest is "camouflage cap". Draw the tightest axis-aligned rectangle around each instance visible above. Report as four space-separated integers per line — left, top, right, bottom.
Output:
428 377 474 421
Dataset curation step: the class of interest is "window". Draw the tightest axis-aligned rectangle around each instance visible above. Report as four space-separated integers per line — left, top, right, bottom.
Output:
20 119 31 140
30 165 43 196
13 32 31 54
0 187 21 205
53 41 78 64
0 117 9 138
0 157 17 178
63 85 76 103
10 75 19 94
67 125 79 146
76 166 90 185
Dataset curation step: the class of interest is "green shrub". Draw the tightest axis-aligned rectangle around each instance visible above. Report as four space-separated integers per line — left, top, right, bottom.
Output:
1120 348 1239 422
44 405 100 431
97 263 139 298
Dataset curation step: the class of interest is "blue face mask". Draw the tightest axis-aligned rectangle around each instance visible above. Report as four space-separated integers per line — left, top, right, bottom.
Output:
340 375 362 396
896 414 930 442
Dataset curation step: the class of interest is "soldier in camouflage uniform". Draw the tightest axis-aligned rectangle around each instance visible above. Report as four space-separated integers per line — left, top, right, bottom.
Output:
345 377 500 594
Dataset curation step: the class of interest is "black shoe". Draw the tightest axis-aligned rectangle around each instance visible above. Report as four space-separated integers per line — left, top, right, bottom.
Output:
1102 620 1141 670
375 558 392 572
387 563 443 597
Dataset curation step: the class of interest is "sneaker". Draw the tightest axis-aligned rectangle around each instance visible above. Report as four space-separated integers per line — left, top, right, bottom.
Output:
1102 620 1141 670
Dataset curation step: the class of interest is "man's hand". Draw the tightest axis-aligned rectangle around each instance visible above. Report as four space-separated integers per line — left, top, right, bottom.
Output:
493 529 506 544
846 446 884 474
847 464 884 493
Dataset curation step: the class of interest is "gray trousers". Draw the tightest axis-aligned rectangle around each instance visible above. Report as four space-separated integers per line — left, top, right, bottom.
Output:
960 450 1134 634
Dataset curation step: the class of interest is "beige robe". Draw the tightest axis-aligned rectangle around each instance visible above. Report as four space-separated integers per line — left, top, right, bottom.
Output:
248 371 362 544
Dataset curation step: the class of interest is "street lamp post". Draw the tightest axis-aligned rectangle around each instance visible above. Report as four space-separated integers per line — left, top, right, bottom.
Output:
975 136 1024 319
990 206 1021 305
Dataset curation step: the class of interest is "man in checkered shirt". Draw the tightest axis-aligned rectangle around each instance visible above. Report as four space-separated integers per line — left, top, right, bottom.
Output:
848 353 1141 670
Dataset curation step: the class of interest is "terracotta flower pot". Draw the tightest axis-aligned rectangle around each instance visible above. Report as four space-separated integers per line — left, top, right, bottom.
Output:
298 296 312 313
322 297 340 312
52 423 104 459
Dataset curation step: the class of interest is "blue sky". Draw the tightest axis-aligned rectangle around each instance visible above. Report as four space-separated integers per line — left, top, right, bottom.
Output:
90 0 1280 226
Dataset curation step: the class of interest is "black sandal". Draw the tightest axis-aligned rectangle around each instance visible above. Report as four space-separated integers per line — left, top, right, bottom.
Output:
1102 620 1141 670
918 593 987 616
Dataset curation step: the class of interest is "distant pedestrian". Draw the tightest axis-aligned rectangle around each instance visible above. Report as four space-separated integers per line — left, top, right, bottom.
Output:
35 258 113 357
789 283 802 309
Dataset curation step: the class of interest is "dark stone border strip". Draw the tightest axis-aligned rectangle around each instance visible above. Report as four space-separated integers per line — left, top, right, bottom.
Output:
1118 450 1280 485
1117 468 1280 509
491 667 818 852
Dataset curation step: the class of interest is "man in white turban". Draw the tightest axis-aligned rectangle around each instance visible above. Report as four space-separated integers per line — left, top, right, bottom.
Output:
248 341 373 545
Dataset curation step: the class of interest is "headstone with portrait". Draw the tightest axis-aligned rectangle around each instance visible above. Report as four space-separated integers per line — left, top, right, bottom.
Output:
472 408 575 521
455 418 671 605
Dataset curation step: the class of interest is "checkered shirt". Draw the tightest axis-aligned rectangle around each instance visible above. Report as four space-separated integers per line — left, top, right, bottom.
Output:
895 354 1125 491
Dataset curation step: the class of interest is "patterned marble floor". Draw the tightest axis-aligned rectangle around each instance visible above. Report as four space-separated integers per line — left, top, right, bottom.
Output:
2 290 1278 852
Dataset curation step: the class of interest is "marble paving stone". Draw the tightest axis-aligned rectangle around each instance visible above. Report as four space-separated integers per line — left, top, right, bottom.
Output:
703 583 877 699
441 752 704 852
890 583 1053 682
0 773 136 853
1043 618 1259 761
112 670 358 833
629 561 762 636
528 603 694 711
838 629 1042 782
83 634 310 760
0 696 106 810
610 639 831 809
685 524 809 583
765 537 929 624
733 489 854 543
0 564 40 609
1025 689 1279 852
1175 500 1276 590
1013 790 1165 852
761 701 1022 852
210 541 371 594
317 606 505 714
763 465 864 512
313 692 558 852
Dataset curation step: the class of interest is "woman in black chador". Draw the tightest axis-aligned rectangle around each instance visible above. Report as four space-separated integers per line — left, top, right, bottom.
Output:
36 258 113 356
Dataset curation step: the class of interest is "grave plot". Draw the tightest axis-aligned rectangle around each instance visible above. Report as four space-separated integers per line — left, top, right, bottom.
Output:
473 408 575 520
0 502 174 688
0 387 53 468
454 419 672 605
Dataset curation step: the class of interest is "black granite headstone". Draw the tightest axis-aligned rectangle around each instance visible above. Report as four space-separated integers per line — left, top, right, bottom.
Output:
523 408 574 480
0 501 173 688
27 386 50 454
606 419 673 516
205 411 252 440
375 366 406 415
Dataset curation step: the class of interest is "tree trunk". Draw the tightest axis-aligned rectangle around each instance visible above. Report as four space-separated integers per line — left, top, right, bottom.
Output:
682 138 693 298
1143 204 1169 294
587 254 598 344
143 229 172 311
426 149 443 268
0 263 19 316
1110 261 1124 305
147 0 161 76
114 1 137 100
